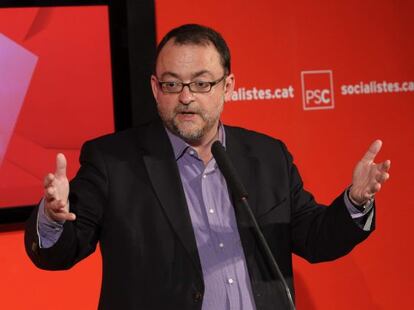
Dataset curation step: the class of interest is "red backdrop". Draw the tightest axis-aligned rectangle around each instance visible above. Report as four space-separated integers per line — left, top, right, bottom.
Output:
155 1 413 309
0 1 413 309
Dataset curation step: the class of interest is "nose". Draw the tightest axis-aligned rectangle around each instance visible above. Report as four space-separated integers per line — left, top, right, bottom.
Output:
178 84 194 105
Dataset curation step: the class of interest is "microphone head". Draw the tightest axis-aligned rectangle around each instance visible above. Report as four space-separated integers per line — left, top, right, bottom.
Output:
211 141 248 200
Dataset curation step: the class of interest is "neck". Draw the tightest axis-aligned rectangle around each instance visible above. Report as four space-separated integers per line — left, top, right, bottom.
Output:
188 126 220 165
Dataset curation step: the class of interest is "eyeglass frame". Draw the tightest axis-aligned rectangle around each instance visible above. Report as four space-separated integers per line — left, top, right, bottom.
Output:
156 75 227 94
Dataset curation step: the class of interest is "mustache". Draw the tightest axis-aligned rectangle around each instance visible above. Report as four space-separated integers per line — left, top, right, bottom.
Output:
174 105 201 114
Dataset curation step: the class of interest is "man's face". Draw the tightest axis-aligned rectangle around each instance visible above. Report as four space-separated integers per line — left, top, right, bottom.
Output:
151 40 234 145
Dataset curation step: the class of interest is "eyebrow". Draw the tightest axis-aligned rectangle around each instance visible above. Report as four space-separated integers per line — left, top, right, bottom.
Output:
159 70 214 81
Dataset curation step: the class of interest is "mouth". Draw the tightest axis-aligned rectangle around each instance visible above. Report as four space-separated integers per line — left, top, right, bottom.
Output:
177 109 198 116
176 111 198 121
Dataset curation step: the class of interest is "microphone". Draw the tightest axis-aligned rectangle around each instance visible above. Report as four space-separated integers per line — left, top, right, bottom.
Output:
211 140 296 310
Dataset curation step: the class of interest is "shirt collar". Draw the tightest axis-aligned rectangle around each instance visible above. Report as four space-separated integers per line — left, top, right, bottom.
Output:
165 123 226 161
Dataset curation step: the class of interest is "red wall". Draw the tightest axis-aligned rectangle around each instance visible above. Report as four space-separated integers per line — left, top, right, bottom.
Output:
1 1 413 309
155 0 413 309
0 230 101 309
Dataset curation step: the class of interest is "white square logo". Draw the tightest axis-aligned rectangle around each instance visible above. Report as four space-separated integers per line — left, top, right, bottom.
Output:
301 70 335 110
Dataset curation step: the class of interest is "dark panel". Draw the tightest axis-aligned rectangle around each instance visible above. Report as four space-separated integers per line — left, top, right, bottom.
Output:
126 0 158 125
108 0 132 130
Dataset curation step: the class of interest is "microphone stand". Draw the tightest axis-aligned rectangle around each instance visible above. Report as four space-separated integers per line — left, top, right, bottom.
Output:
211 140 295 309
239 196 296 310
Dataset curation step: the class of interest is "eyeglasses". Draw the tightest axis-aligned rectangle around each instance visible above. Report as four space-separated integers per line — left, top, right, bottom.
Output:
157 75 226 93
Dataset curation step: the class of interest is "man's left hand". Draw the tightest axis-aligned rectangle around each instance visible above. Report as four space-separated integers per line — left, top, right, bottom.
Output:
349 139 391 205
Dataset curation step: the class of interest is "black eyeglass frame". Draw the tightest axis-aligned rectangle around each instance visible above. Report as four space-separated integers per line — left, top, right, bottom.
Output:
156 75 227 93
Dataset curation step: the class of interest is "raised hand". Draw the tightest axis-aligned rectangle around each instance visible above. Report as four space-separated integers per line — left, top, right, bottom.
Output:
349 140 391 205
43 153 76 222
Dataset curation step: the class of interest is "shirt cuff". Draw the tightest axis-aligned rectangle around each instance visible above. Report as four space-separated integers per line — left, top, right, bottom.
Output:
37 198 65 248
343 188 374 232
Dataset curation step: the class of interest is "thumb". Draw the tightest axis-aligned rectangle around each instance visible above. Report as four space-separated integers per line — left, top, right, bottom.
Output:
361 139 382 163
55 153 67 178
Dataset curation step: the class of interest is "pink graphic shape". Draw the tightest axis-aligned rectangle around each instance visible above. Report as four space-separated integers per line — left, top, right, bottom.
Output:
0 33 38 168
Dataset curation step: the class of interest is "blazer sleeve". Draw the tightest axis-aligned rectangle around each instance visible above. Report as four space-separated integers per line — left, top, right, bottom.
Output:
25 141 107 270
280 142 374 263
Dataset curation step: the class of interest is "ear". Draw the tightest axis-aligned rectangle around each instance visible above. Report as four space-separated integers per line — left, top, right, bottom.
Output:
223 73 235 102
150 75 160 103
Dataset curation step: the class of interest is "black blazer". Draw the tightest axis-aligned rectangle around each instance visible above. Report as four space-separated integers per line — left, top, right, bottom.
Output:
25 119 373 309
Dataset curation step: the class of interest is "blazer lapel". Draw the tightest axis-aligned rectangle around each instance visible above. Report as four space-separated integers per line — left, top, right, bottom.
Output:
224 127 260 261
225 127 259 216
141 121 203 281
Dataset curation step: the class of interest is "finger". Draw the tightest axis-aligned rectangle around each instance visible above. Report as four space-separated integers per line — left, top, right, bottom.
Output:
369 182 381 195
378 159 391 172
56 199 70 210
65 212 76 221
46 200 63 212
361 139 382 162
44 186 56 201
46 198 69 211
376 171 390 183
55 153 67 178
52 211 76 222
43 173 55 188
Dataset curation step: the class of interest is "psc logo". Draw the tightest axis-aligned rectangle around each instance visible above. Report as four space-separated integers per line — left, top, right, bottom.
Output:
301 70 335 110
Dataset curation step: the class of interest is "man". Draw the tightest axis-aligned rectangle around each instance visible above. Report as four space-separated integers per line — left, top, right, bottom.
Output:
25 24 390 309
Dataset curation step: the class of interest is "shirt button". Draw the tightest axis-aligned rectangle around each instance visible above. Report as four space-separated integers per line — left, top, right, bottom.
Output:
228 278 234 284
203 175 207 179
219 242 224 248
189 150 195 155
209 209 215 214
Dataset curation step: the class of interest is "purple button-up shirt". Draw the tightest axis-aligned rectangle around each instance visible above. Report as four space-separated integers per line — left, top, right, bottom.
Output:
166 125 256 310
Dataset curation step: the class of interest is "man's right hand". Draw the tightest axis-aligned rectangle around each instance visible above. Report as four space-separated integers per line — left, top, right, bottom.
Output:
43 153 76 222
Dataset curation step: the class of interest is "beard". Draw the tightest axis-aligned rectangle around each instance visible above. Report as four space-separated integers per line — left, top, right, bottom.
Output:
158 102 223 144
